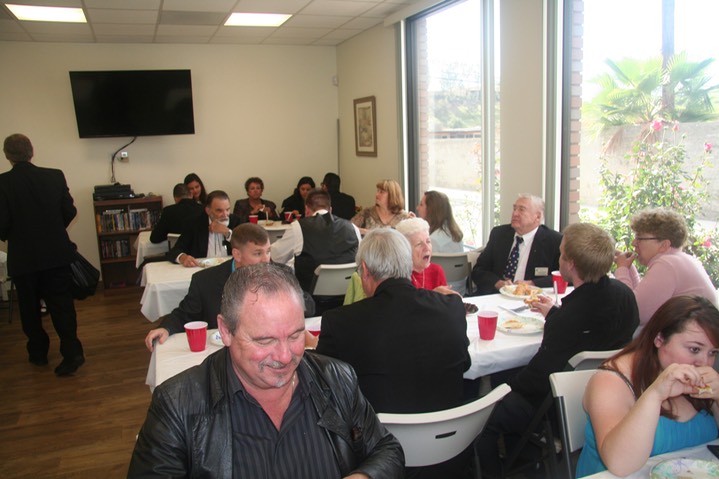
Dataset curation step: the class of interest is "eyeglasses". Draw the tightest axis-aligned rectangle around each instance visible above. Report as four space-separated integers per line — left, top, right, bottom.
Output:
634 237 660 241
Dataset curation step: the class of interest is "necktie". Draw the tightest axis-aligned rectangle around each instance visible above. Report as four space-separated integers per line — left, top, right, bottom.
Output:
503 236 524 280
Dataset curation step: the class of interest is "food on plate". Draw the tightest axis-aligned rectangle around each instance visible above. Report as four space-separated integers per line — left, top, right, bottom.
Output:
464 302 478 314
513 283 536 296
501 319 524 330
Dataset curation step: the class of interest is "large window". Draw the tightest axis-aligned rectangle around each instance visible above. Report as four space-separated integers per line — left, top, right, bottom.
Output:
405 0 499 247
565 0 719 285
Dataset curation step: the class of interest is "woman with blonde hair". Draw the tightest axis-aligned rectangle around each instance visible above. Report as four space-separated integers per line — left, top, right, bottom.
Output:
614 207 716 329
351 179 411 235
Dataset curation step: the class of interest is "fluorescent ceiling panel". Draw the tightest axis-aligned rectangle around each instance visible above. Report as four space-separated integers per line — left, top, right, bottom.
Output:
6 4 87 23
225 12 291 27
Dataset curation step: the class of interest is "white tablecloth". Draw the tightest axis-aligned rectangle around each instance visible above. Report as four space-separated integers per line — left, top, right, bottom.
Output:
146 291 561 389
584 440 719 478
134 230 169 268
139 258 230 321
258 220 290 243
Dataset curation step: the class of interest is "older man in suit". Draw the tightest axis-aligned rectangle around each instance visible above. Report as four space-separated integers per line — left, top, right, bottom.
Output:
0 134 84 376
471 194 563 295
167 190 242 267
149 183 203 243
316 227 470 478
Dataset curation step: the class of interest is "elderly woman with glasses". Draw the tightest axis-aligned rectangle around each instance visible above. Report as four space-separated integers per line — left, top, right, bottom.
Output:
614 207 717 329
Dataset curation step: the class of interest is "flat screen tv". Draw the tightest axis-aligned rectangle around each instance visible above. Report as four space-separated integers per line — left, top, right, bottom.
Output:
69 69 195 138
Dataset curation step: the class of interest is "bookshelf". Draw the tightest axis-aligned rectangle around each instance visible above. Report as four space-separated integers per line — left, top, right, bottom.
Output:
93 196 162 292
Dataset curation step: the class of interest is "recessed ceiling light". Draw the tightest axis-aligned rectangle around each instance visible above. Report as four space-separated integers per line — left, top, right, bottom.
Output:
6 4 87 23
225 13 291 27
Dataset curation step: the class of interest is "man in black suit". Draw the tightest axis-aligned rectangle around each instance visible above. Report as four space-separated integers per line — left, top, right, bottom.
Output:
320 172 356 220
471 194 563 295
167 190 242 267
0 134 84 376
271 189 361 292
149 183 203 243
316 227 470 477
145 224 272 350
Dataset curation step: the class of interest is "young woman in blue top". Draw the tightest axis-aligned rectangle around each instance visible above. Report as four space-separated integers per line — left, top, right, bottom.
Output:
577 295 719 477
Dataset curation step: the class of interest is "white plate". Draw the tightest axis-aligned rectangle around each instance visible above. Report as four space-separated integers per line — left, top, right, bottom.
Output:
650 458 719 478
497 315 545 334
499 284 543 300
198 257 228 268
208 329 223 346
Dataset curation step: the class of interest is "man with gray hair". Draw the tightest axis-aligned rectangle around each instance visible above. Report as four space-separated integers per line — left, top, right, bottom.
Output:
130 262 403 478
316 227 470 476
471 193 562 295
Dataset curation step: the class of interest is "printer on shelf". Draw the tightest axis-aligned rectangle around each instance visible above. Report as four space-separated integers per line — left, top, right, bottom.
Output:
93 184 134 201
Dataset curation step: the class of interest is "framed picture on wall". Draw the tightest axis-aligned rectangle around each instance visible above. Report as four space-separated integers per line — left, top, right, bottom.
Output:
353 96 377 157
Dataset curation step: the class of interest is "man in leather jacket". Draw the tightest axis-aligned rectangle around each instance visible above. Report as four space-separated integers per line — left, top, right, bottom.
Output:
129 263 403 478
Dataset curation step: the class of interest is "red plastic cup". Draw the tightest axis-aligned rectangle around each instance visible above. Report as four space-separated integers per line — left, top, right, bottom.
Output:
284 211 293 223
552 270 568 294
249 215 258 224
478 311 498 340
185 321 208 352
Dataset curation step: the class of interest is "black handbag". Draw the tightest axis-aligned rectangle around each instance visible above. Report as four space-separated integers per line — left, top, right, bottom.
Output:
69 250 100 300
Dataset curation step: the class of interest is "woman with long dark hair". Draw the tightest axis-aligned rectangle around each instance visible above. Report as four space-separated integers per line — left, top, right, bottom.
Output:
183 173 207 205
416 190 464 253
578 295 719 477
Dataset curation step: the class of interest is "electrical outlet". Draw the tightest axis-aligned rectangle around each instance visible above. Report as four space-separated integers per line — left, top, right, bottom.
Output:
119 151 129 162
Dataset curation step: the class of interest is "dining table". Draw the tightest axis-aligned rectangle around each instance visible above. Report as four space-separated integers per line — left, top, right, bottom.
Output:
146 287 567 390
134 230 170 268
583 439 719 478
139 257 231 321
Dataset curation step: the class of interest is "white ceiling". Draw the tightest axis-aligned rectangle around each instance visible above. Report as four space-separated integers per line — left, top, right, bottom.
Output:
0 0 417 46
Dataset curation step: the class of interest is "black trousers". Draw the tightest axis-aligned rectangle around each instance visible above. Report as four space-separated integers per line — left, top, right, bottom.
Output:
14 265 83 361
476 391 539 477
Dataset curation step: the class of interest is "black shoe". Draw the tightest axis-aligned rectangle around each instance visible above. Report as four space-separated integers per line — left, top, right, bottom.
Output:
29 356 48 366
54 356 85 376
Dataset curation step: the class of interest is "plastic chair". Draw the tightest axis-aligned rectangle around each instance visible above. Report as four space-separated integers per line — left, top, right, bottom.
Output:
549 369 596 479
502 348 619 477
167 233 180 250
432 252 470 294
309 263 357 296
377 383 511 478
568 349 621 371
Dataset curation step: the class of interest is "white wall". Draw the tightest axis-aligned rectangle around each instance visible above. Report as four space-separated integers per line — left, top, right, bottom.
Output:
499 0 545 217
336 23 403 209
0 42 338 267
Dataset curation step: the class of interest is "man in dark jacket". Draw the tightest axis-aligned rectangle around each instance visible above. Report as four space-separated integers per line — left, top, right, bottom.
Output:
471 194 562 295
271 189 361 292
477 223 639 477
149 183 203 243
0 134 84 375
167 190 242 267
317 227 470 478
130 263 403 478
321 172 356 220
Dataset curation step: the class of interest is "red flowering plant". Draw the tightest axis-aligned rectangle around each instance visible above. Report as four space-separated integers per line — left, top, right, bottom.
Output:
591 120 719 286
